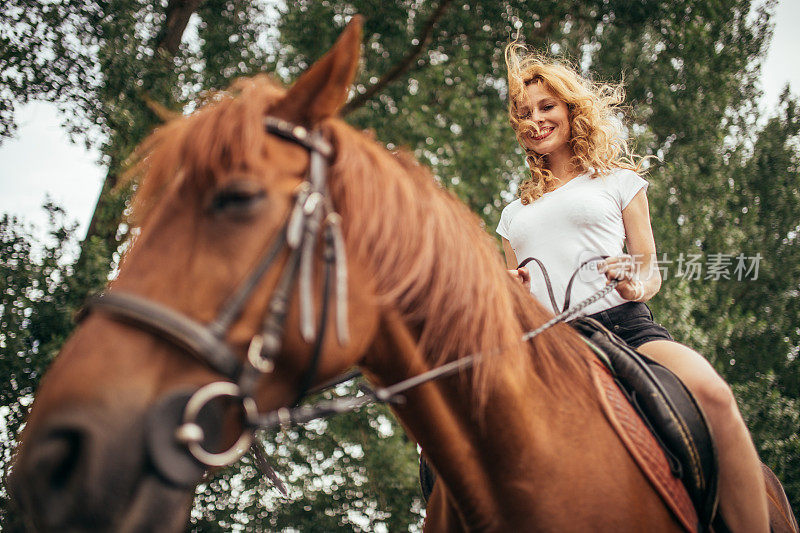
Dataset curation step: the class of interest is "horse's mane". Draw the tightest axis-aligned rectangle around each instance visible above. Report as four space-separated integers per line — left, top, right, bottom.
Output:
126 75 288 222
326 121 593 404
127 74 593 406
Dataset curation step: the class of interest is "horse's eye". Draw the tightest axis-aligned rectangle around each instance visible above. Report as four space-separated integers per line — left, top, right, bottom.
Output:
210 186 267 216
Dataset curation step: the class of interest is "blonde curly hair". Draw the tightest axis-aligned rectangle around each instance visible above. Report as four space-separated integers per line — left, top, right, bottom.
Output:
505 42 642 204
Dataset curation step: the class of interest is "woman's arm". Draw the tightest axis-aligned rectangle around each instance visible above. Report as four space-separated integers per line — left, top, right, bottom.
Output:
502 237 531 290
604 188 663 302
502 237 519 269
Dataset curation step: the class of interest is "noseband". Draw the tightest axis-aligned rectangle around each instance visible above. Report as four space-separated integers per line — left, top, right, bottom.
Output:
82 117 350 483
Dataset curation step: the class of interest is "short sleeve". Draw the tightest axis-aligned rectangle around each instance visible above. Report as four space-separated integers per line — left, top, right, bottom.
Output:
496 201 518 240
615 169 649 210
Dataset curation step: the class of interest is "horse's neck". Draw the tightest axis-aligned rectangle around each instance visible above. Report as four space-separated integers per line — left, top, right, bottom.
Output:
363 311 685 531
362 310 595 529
362 310 499 526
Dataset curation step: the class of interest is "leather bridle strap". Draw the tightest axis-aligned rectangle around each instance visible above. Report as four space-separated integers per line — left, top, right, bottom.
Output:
207 225 292 340
252 275 623 432
82 224 294 381
562 255 608 311
517 257 560 314
293 225 336 405
84 291 243 379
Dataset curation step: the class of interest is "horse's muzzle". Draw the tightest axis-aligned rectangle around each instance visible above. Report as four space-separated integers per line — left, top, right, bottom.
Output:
8 406 152 531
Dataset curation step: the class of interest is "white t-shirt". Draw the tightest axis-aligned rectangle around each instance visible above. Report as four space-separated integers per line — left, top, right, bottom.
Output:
496 168 649 316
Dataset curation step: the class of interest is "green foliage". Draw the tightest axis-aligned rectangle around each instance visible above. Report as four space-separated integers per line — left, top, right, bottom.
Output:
734 373 800 513
2 0 800 528
190 393 423 531
194 0 274 89
0 0 106 140
721 92 800 391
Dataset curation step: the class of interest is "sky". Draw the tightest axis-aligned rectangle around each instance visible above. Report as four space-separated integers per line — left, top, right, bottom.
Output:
1 0 799 241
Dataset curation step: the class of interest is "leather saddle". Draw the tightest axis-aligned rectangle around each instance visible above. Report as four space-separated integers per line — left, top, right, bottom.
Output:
570 315 719 528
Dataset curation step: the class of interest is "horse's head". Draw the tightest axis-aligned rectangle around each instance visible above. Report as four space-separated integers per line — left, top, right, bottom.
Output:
9 17 385 531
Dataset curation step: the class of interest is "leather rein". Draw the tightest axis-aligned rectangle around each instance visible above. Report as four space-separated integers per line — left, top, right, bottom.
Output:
80 115 621 488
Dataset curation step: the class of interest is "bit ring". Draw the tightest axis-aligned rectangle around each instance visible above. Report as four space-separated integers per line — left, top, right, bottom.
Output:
177 381 257 467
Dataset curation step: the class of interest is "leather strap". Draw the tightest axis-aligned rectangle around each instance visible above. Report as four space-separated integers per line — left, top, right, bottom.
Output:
85 292 242 379
518 255 609 314
517 257 560 313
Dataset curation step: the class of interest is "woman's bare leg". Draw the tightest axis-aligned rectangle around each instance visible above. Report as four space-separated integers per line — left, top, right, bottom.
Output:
636 339 769 533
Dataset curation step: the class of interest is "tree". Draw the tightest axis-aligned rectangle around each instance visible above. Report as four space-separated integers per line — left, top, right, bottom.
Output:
3 0 799 528
722 90 800 391
191 401 423 531
0 205 96 528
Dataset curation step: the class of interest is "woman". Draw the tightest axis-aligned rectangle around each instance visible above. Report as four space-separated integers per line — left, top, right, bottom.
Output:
498 44 768 532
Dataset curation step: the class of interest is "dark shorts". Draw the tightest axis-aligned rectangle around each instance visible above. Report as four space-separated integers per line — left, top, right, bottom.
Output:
584 302 673 348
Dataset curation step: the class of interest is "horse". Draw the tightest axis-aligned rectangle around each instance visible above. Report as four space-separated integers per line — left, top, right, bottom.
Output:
8 17 797 532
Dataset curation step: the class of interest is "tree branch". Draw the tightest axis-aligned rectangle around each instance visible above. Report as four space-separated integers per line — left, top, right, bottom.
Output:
154 0 203 56
81 0 202 250
342 0 454 116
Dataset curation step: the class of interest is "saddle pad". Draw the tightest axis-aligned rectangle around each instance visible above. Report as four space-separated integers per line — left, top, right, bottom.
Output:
572 316 718 525
591 359 698 532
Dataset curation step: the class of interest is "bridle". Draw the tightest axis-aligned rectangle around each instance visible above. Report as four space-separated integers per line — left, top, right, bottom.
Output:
81 115 622 489
82 116 351 485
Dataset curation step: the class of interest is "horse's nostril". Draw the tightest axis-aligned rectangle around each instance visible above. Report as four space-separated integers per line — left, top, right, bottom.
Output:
33 428 85 490
11 422 92 529
10 408 149 530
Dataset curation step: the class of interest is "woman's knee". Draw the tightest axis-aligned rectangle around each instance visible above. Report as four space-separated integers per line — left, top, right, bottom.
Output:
637 341 740 421
692 375 739 423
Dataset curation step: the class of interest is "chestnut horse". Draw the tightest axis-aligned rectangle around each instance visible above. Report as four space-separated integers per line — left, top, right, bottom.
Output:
8 18 794 533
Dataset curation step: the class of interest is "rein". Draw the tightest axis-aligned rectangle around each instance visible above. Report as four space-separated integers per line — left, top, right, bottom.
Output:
80 115 621 489
261 257 620 432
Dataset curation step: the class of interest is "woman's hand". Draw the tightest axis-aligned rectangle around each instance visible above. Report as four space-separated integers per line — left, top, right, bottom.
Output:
599 255 644 301
507 267 531 291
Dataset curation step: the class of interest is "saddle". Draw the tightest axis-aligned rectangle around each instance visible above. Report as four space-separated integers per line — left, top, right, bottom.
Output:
418 317 719 529
570 316 719 528
419 256 719 527
523 254 720 527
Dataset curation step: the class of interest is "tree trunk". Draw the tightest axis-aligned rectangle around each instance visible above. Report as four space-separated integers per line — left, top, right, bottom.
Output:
78 0 204 261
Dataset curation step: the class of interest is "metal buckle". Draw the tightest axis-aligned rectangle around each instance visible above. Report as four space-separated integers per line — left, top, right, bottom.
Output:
175 382 257 467
247 334 276 373
302 191 323 215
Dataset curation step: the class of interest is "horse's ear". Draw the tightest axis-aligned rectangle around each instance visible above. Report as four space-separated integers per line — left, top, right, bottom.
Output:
275 16 362 125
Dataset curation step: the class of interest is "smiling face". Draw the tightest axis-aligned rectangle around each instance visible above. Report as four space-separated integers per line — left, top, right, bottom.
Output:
516 81 572 160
